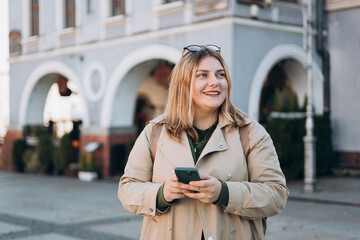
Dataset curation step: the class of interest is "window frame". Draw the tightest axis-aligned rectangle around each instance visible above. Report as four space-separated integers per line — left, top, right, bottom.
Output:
30 0 39 36
163 0 181 3
111 0 125 16
65 0 76 28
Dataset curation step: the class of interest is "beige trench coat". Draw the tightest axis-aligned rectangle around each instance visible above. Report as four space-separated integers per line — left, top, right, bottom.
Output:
118 114 289 240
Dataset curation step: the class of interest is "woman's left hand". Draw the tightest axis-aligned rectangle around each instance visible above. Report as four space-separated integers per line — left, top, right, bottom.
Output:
184 173 222 204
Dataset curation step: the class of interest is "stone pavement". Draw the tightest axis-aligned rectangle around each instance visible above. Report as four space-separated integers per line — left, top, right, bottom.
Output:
267 177 360 240
0 170 359 240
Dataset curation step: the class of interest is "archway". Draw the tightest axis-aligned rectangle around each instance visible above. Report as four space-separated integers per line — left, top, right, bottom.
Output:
249 44 324 121
19 61 89 127
101 44 181 128
17 62 88 173
100 44 179 176
259 59 307 123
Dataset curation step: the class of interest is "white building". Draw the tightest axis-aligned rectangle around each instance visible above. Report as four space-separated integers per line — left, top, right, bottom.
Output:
3 0 332 177
325 0 360 172
0 0 9 142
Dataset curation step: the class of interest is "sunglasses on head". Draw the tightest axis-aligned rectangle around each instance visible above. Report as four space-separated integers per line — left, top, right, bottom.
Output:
181 45 221 59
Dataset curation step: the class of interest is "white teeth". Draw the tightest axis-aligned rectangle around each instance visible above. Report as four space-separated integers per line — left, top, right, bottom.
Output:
205 92 219 95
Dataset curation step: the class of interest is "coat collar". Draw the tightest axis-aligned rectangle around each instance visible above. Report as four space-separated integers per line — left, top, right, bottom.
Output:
150 112 252 167
149 111 252 127
218 111 252 128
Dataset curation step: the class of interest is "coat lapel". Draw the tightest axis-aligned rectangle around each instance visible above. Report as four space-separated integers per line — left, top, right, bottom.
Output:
197 115 232 162
197 125 228 162
156 130 195 167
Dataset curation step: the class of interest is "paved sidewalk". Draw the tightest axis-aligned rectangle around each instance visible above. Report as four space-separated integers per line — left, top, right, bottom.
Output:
0 171 359 240
267 177 360 240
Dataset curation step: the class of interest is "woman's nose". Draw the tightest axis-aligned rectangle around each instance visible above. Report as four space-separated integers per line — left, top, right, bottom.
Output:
208 74 219 86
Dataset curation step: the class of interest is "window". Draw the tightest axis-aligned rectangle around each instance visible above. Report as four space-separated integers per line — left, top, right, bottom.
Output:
163 0 181 3
30 0 39 36
237 0 298 5
87 0 92 13
111 0 125 16
65 0 76 28
236 0 266 5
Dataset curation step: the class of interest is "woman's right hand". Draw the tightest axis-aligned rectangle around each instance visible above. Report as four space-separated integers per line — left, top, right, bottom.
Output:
163 173 190 202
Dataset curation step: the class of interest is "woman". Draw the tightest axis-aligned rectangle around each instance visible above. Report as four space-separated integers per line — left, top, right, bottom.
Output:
118 45 288 240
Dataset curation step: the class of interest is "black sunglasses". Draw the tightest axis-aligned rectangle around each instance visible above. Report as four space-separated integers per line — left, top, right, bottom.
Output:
181 45 221 59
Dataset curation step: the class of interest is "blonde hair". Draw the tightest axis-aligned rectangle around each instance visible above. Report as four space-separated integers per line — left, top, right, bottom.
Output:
158 48 246 142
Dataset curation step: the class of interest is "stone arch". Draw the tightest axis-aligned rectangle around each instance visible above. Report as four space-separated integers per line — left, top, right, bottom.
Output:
19 61 90 128
248 44 324 120
101 44 181 128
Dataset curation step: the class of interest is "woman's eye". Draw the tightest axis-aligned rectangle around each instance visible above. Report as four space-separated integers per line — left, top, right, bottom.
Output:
217 73 225 78
197 73 207 78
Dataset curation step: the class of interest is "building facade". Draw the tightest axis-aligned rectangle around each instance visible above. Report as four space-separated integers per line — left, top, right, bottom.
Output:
3 0 330 177
0 0 9 145
325 0 360 171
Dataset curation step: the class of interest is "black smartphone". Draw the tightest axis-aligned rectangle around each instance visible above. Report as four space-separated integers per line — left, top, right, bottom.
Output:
174 167 201 184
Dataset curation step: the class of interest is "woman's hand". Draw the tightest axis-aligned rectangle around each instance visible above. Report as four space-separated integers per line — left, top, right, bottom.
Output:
163 173 191 202
184 173 222 204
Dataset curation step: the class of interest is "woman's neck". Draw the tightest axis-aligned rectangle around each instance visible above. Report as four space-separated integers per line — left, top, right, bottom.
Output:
193 110 218 130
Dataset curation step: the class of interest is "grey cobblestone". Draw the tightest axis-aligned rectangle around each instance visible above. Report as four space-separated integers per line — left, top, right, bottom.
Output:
1 171 360 240
0 213 141 240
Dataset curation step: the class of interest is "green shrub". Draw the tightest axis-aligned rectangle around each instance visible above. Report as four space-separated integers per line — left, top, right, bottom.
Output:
52 147 62 174
37 134 54 174
273 88 282 112
284 91 293 112
79 153 87 171
293 93 300 112
88 152 97 172
266 115 334 180
58 133 74 171
79 152 97 172
12 139 27 172
23 148 42 173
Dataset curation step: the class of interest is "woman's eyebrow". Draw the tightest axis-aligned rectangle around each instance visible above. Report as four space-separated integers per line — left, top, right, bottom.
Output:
196 69 224 72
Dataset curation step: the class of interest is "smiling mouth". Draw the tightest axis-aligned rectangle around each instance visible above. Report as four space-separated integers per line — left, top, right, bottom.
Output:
203 91 220 95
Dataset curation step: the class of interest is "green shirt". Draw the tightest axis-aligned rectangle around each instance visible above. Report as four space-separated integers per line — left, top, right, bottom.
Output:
156 123 229 211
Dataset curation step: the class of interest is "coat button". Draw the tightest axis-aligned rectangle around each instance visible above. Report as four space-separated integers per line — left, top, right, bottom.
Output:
208 237 214 240
168 227 172 231
227 174 232 180
231 229 236 234
149 208 153 212
219 144 223 149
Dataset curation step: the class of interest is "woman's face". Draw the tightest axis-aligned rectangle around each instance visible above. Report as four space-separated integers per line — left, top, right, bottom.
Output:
191 56 228 115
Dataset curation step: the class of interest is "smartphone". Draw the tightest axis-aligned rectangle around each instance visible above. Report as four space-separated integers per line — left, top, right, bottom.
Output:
174 167 201 184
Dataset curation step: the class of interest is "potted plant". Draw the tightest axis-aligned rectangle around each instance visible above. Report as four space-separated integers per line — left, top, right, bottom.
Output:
78 152 98 182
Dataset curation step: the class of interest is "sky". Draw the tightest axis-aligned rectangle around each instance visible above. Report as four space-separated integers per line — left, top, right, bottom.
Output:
0 0 9 73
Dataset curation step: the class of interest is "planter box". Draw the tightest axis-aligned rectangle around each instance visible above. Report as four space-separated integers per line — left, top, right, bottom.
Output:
78 171 98 182
270 112 306 119
25 136 38 146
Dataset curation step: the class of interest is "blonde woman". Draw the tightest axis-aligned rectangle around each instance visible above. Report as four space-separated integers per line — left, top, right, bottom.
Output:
118 45 288 240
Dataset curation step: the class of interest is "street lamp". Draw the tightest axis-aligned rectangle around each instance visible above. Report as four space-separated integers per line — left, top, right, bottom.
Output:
268 0 316 192
300 0 316 193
